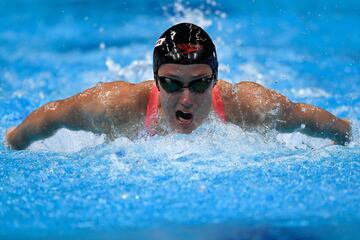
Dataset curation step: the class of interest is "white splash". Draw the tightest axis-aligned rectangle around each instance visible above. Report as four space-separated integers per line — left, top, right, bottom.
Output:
331 106 350 115
219 64 231 74
44 102 59 111
163 0 213 28
105 54 153 83
28 128 105 153
99 42 106 50
276 132 334 150
238 63 264 84
290 87 331 98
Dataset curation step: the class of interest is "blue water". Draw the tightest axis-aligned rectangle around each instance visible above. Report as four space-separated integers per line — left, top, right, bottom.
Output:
1 0 360 239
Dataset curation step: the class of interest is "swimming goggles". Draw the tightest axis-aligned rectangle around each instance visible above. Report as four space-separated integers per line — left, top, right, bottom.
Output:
157 75 214 93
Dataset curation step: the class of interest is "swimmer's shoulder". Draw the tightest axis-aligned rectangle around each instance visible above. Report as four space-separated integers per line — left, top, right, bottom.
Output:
217 79 263 88
94 80 153 92
95 80 154 113
216 80 272 124
217 80 264 91
217 80 271 100
217 80 290 125
216 80 264 101
71 80 154 118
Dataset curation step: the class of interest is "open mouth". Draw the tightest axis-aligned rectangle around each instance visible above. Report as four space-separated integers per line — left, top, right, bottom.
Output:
175 110 193 125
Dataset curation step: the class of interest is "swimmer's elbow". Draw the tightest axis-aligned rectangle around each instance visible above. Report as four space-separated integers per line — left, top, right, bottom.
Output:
274 101 298 132
40 100 70 129
54 100 86 130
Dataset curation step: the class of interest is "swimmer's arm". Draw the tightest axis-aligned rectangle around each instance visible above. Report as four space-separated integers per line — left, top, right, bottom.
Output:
277 102 351 145
228 82 351 145
5 99 75 150
5 81 151 150
5 84 113 150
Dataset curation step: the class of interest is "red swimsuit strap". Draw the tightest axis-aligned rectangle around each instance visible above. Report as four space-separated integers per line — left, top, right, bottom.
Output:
212 84 226 122
144 83 159 135
145 82 226 133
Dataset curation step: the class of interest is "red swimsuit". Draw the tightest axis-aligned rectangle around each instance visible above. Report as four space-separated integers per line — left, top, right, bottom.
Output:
144 83 225 134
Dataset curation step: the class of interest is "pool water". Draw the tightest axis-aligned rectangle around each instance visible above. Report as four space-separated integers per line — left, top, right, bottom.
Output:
1 0 360 239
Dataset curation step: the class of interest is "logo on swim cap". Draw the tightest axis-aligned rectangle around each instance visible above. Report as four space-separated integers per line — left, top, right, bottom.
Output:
176 44 203 54
155 38 165 47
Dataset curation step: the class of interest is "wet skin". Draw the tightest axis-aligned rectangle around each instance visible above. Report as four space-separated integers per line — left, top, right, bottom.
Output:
5 64 352 150
157 64 214 133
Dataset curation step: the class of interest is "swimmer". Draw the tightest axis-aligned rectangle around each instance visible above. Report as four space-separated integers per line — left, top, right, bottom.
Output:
5 23 351 150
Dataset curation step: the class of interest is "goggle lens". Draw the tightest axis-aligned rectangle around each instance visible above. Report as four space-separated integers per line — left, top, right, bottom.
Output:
158 76 214 93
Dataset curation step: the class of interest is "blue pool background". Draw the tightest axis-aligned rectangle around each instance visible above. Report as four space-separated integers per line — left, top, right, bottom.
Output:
1 0 360 239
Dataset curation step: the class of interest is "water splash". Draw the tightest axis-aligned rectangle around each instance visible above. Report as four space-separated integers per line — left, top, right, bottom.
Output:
162 0 226 29
163 1 213 28
28 129 106 153
25 115 341 154
105 54 153 82
290 87 331 98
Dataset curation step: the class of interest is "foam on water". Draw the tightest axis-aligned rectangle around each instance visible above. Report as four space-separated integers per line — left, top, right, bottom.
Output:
25 108 348 154
2 121 359 237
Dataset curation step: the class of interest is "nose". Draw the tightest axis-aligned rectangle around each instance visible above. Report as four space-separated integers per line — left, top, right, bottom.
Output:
178 88 194 109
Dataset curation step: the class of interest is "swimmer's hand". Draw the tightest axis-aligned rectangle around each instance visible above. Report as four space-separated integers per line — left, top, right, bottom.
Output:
5 126 17 149
334 118 352 145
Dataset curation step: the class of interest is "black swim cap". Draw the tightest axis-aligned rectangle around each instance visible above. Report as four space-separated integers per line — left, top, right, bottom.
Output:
153 23 218 84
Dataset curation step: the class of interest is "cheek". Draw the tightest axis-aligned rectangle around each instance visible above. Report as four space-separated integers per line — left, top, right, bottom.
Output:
160 94 178 112
195 92 212 110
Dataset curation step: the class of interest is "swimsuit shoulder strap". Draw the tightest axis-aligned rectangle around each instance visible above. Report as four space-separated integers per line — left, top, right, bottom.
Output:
144 82 159 134
212 84 226 122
